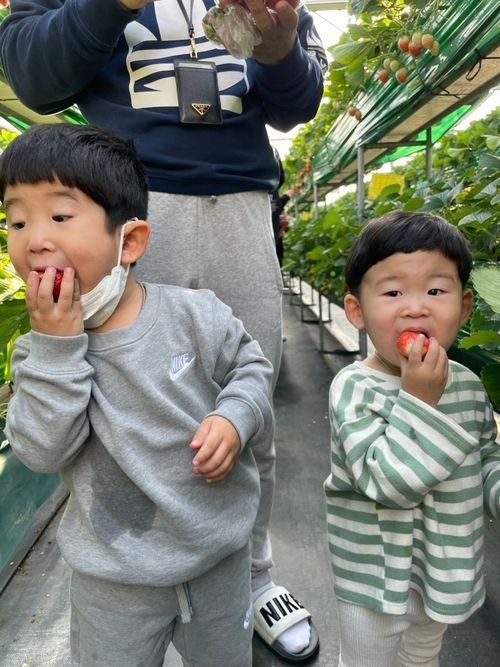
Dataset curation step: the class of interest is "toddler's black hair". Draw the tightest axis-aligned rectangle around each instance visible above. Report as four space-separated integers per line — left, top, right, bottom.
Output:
345 211 473 296
0 123 148 231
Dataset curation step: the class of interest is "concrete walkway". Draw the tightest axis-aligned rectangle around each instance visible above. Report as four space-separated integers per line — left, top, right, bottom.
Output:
1 294 499 666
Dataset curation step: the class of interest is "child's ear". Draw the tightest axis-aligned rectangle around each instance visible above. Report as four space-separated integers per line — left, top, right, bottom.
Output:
460 288 473 326
121 219 150 265
344 293 365 331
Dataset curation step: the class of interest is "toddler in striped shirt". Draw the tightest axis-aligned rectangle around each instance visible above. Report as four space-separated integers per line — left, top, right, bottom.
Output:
324 211 499 666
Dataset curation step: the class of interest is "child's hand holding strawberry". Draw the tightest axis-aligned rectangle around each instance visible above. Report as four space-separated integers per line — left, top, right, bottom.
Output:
399 334 448 408
26 267 84 337
189 415 241 483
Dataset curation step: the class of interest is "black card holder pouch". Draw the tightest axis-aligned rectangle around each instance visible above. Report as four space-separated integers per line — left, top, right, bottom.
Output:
174 59 223 125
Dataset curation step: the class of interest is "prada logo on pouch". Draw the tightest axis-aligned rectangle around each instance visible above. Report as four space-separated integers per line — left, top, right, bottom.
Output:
191 102 211 116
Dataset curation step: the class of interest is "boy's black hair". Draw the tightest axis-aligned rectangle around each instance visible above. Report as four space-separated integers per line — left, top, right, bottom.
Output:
0 123 148 231
345 211 473 296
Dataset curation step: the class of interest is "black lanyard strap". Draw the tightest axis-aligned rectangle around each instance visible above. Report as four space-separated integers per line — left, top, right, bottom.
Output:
175 0 197 58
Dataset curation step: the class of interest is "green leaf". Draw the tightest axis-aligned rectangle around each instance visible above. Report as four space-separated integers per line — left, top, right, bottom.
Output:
329 68 347 85
323 209 342 226
347 0 372 15
481 364 500 410
306 246 325 261
421 196 445 211
377 184 403 199
403 197 425 211
484 135 500 152
478 153 500 170
476 182 497 198
471 266 500 313
459 330 500 349
0 299 30 349
332 41 372 66
447 148 468 159
458 211 494 226
348 24 372 41
345 65 366 87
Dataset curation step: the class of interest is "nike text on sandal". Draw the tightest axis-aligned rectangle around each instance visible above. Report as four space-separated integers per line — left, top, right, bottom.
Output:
253 585 320 663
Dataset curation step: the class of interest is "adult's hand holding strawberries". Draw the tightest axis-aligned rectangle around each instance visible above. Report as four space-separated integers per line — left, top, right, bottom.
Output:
219 0 298 64
26 267 84 337
399 334 448 409
189 415 241 483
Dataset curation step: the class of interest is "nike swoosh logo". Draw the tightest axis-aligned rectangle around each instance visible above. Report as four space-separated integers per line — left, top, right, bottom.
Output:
169 356 196 381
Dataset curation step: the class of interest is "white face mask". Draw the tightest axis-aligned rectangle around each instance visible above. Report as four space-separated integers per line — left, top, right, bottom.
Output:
81 221 133 329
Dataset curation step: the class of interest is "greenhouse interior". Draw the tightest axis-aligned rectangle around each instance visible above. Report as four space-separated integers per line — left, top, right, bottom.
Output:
0 0 499 665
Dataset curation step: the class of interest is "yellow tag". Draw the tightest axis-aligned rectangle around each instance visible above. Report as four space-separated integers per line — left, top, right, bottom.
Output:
368 173 405 200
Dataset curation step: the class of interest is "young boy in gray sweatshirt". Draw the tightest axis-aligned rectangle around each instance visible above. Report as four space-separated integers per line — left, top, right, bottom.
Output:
2 123 274 667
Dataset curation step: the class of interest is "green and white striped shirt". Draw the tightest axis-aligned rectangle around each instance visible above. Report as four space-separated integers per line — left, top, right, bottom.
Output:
324 360 500 624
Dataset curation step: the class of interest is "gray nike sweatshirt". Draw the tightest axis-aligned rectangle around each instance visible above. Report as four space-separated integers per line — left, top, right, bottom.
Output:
6 283 274 586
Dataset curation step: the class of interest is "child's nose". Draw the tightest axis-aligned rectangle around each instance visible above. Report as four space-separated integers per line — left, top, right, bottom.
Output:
27 224 55 254
402 296 429 316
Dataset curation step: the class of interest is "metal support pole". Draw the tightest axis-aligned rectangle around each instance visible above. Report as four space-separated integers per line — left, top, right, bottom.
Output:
426 127 433 180
313 182 319 219
358 328 368 358
319 293 325 352
298 279 318 323
356 144 368 357
357 145 365 223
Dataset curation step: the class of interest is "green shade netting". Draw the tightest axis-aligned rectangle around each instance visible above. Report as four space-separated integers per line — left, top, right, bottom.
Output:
306 0 500 192
373 105 472 167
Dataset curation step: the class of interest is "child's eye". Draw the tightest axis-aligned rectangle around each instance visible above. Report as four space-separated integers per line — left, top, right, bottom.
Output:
384 290 401 297
428 288 444 296
7 221 25 230
52 214 71 223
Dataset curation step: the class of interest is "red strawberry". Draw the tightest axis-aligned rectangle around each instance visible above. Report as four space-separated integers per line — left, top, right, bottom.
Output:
430 40 440 56
396 331 430 358
421 33 435 50
395 67 408 84
398 36 410 52
411 32 422 47
38 267 65 301
52 268 65 301
408 42 421 58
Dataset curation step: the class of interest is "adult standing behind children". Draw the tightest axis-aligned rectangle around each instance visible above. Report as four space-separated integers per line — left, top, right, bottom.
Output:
324 211 500 666
270 149 292 266
0 0 326 659
2 123 275 667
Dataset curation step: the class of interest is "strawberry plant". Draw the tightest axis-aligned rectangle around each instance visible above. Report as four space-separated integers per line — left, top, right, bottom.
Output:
284 0 454 192
0 128 28 416
459 265 500 408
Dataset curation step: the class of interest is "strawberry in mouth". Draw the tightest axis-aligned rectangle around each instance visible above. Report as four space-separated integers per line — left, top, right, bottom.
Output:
396 330 430 358
36 267 65 302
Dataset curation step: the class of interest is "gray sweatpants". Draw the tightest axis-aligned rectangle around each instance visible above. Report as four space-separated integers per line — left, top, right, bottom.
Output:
136 191 283 590
70 544 253 667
